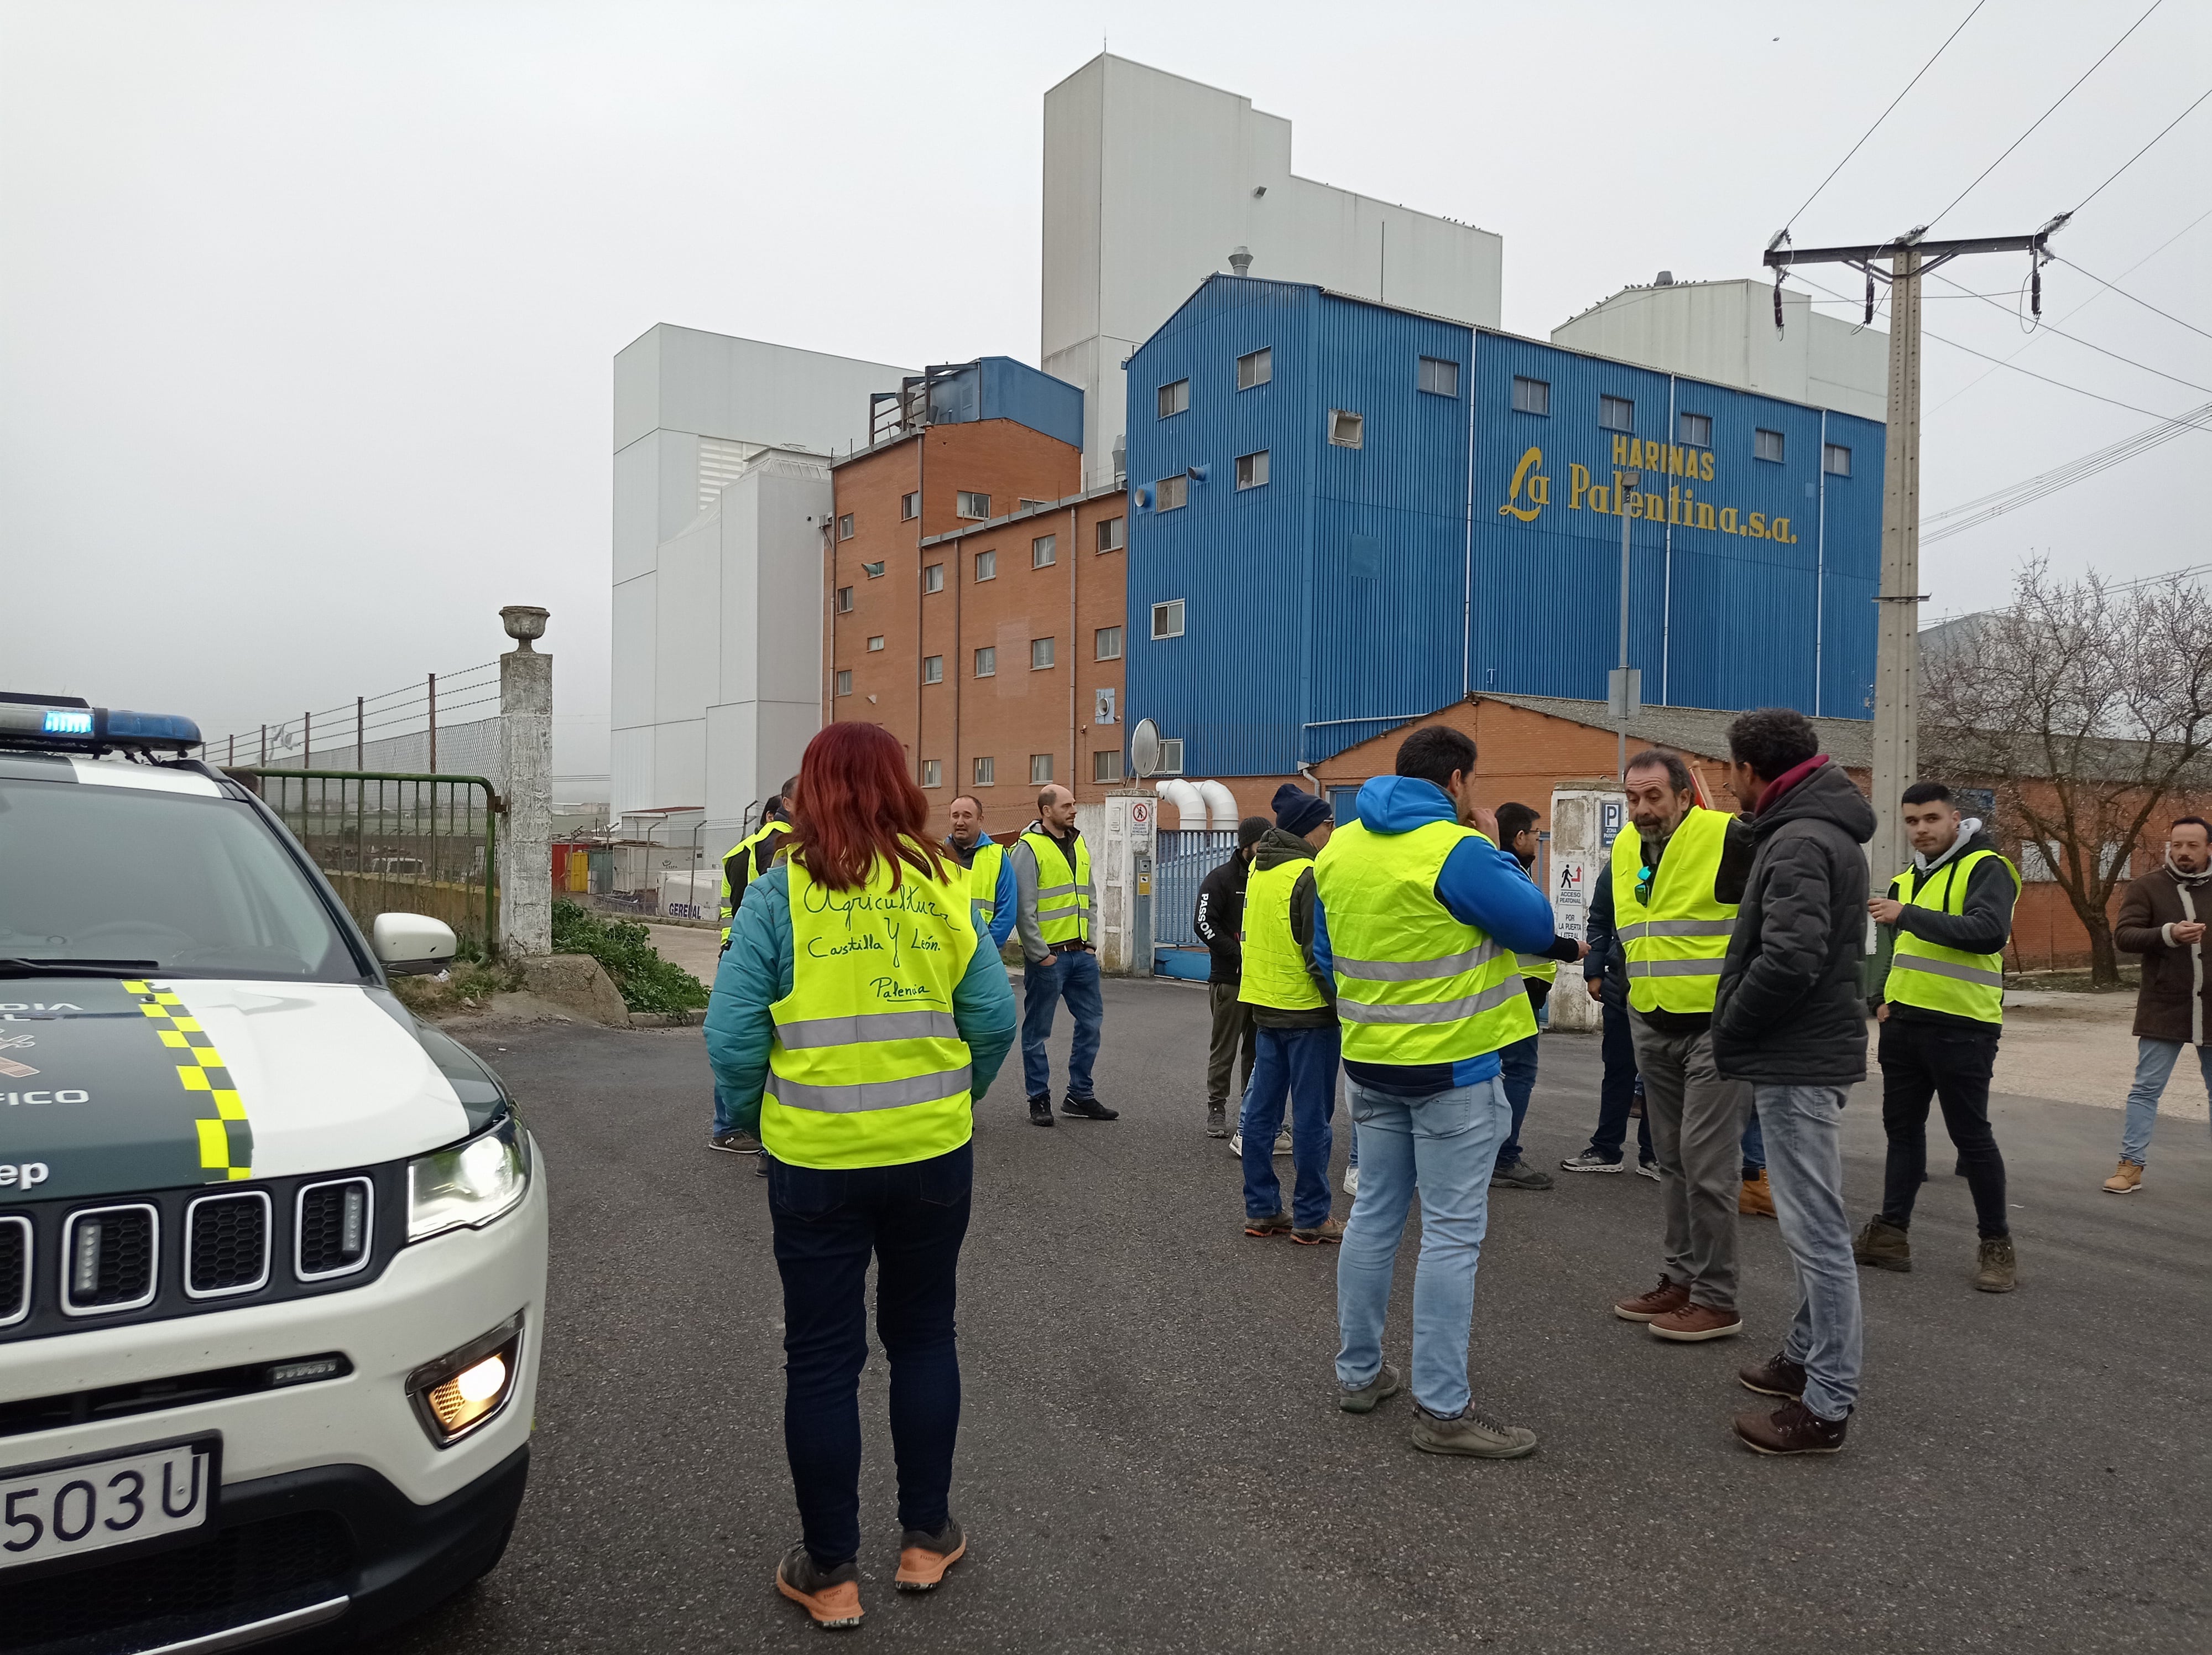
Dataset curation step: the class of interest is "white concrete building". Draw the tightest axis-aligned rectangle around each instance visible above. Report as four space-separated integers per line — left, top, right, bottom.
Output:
1042 55 1504 490
1551 277 1888 422
612 325 912 856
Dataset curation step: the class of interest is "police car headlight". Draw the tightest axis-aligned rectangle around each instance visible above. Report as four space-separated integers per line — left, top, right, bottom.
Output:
407 1116 530 1242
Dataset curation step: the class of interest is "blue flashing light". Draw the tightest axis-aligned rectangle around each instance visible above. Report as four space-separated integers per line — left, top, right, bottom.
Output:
0 699 202 754
102 708 204 748
43 709 94 736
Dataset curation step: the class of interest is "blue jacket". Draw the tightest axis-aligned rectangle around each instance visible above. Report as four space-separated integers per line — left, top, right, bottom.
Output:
1313 776 1557 1091
946 830 1019 950
705 863 1019 1139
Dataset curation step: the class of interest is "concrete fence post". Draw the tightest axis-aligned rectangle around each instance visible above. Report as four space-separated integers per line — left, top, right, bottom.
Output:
1097 790 1157 976
498 606 554 957
1545 780 1626 1033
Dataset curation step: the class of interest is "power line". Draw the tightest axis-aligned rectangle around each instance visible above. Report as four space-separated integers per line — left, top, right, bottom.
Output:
2072 85 2212 214
2052 253 2212 344
1926 0 2166 231
1922 400 2212 542
1924 269 2212 395
1778 0 1986 235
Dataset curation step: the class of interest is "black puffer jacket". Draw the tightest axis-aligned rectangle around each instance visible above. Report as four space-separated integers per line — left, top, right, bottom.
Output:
1713 758 1876 1085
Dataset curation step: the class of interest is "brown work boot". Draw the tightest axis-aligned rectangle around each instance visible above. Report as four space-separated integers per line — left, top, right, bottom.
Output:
1734 1398 1850 1455
1739 1351 1807 1398
1853 1217 1912 1272
1649 1302 1744 1342
1291 1216 1346 1246
1739 1170 1776 1219
1974 1236 2017 1293
1244 1210 1292 1238
1613 1276 1692 1323
2102 1159 2143 1194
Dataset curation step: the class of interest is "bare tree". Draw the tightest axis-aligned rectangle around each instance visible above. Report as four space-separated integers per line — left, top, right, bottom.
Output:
1922 561 2212 986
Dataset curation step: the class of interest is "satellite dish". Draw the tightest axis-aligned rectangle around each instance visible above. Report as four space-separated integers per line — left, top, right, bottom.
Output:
1131 717 1161 780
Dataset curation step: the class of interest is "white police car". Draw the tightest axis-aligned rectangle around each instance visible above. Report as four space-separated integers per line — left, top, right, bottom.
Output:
0 696 548 1652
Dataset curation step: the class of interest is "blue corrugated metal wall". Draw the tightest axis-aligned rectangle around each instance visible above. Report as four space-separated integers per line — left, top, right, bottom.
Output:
1124 275 1882 777
927 356 1086 451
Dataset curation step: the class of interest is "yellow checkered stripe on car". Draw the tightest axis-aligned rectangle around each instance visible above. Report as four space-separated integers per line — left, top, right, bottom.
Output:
123 980 253 1181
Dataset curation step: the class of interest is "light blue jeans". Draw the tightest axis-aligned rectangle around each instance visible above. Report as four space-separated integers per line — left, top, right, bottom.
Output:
2120 1038 2212 1165
1755 1084 1863 1423
1335 1074 1509 1418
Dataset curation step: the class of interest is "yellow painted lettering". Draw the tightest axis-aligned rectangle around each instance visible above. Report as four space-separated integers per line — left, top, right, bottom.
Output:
1499 445 1545 522
1697 502 1716 530
1590 485 1610 515
1719 507 1740 535
1770 516 1792 543
1569 463 1590 510
1625 439 1643 470
1643 492 1663 521
1700 451 1715 482
1667 484 1681 524
1530 473 1550 504
1611 434 1628 466
1747 512 1767 538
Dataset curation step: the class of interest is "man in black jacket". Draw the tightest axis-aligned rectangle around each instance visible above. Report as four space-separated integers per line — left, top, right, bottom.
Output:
1194 817 1270 1138
1859 783 2021 1291
1712 708 1874 1456
1561 849 1655 1175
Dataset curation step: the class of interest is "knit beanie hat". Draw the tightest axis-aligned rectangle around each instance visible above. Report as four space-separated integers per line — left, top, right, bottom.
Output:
1272 784 1333 839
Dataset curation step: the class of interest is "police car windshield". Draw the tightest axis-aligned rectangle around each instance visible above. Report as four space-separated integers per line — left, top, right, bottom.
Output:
0 772 367 982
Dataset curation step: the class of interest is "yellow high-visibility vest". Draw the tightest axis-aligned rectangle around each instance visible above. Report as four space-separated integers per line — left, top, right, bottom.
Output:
1887 850 2017 1025
761 846 977 1170
1238 854 1324 1011
1313 820 1534 1065
1610 809 1735 1014
967 840 1005 935
720 820 794 946
1020 829 1093 945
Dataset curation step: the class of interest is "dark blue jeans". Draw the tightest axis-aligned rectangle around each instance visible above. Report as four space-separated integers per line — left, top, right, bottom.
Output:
1240 1024 1339 1227
1742 1109 1766 1177
1021 947 1102 1100
1587 997 1655 1163
1496 1032 1539 1166
712 1083 738 1136
768 1142 972 1569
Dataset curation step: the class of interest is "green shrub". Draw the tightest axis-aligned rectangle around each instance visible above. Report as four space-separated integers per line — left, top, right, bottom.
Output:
392 957 519 1017
551 900 710 1014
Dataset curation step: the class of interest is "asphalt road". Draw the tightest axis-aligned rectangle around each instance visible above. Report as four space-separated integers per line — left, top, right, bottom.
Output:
366 975 2211 1655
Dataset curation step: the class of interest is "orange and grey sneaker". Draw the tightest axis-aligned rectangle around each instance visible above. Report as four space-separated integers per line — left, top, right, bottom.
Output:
1244 1210 1292 1238
775 1544 864 1630
2102 1159 2144 1194
894 1518 967 1592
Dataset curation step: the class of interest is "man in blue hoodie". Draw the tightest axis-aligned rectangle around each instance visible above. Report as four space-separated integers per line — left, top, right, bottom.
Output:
1314 725 1557 1459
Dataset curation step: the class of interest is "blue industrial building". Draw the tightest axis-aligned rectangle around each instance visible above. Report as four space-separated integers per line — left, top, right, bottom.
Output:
1121 275 1883 778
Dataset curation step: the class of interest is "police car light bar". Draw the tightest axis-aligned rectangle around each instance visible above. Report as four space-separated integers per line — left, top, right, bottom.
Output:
0 696 203 754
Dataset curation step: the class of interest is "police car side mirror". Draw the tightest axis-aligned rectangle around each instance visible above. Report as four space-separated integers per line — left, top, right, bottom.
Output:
373 912 459 976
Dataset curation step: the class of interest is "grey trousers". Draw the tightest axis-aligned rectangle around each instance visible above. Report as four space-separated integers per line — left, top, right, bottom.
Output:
1206 982 1256 1106
1628 1012 1752 1311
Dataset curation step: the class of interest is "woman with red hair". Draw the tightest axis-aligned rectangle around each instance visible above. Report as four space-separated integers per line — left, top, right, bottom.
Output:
707 721 1017 1630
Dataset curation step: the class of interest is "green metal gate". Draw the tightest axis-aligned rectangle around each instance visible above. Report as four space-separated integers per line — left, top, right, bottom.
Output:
241 770 500 955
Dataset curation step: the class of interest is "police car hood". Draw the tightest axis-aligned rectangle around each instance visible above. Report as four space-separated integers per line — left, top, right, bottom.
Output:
0 976 483 1202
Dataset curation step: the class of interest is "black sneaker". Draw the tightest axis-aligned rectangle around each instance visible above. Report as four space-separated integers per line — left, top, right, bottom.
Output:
1490 1158 1554 1191
709 1129 761 1154
894 1518 967 1592
1061 1095 1119 1121
1559 1149 1626 1174
1738 1351 1808 1398
1206 1102 1229 1138
1027 1095 1056 1127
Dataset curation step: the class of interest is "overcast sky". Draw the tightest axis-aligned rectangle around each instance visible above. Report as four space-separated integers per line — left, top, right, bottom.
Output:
5 1 2206 773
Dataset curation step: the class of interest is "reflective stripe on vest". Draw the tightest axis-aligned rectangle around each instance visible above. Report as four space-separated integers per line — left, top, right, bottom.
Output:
1238 854 1324 1011
761 847 977 1169
966 840 1005 934
1312 819 1535 1065
1020 830 1093 945
1610 809 1736 1014
1887 849 2017 1025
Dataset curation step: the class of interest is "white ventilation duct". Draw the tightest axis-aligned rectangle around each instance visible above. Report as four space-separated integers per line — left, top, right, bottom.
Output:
1154 778 1207 831
1196 779 1240 830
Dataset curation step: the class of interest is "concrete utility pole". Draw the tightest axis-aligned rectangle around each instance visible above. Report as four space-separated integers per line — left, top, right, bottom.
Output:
1764 218 2067 883
498 606 554 957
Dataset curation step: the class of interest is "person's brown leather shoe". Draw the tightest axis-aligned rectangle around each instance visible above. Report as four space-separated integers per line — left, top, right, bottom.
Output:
1613 1276 1691 1323
2102 1159 2143 1194
1738 1351 1807 1398
1291 1216 1346 1246
1650 1301 1744 1342
1739 1170 1776 1218
1734 1398 1849 1455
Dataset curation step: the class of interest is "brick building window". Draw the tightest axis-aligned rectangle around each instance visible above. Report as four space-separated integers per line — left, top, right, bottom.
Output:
974 647 996 678
835 586 853 613
973 756 994 786
956 491 990 519
863 561 884 579
835 670 852 696
1095 516 1125 552
1157 379 1190 418
1031 638 1056 670
1095 625 1123 660
1094 750 1124 783
922 655 943 684
1030 754 1055 784
901 492 919 520
921 759 941 788
866 636 884 652
974 550 997 581
1032 535 1057 568
837 513 854 539
922 563 943 593
1237 347 1271 390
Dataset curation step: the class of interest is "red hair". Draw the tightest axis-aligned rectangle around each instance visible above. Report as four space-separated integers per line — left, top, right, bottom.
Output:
789 722 948 892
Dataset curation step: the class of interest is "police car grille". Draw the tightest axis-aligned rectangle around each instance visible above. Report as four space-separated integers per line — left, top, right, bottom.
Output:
68 1208 154 1308
296 1179 371 1277
0 1510 351 1652
0 1219 25 1323
189 1194 267 1293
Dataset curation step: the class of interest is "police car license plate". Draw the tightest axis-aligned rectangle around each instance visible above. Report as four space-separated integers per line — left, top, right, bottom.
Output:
0 1437 217 1574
